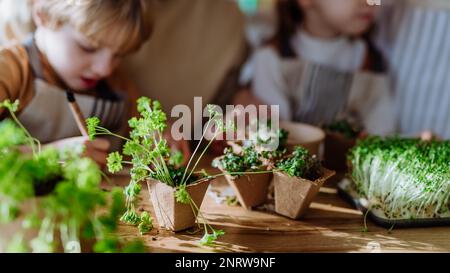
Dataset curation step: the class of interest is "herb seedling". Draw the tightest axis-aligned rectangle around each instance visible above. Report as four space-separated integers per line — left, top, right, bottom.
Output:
213 146 264 176
275 146 323 180
0 100 142 253
87 98 233 246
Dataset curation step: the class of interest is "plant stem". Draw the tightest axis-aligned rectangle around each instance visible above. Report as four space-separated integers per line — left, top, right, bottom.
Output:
181 118 213 183
94 128 131 143
184 127 222 184
95 127 163 168
155 132 172 183
9 111 40 156
189 194 217 236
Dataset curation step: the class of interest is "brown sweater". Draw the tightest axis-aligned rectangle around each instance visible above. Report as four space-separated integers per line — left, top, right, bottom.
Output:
0 42 35 115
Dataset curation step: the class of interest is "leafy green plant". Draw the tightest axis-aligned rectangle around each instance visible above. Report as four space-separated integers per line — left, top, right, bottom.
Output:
275 146 323 181
349 136 450 219
87 98 233 246
324 120 362 139
213 146 264 176
0 100 143 253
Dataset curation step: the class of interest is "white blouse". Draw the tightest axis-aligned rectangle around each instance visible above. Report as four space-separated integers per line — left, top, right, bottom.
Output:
250 29 367 121
291 29 366 73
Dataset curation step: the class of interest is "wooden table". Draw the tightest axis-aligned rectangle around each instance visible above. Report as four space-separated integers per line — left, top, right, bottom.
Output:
111 155 450 253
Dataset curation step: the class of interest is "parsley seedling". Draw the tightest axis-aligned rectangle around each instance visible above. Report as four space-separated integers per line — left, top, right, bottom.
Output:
0 100 143 253
87 97 231 246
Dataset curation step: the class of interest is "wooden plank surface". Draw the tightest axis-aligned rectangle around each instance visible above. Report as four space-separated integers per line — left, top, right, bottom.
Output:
110 155 450 253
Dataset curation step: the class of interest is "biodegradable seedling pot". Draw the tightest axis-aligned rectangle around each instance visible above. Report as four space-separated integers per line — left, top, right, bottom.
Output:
273 168 335 219
147 179 211 232
323 131 357 172
223 170 272 210
280 121 325 156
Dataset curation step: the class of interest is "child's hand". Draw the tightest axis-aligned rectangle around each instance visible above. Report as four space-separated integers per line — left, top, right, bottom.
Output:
83 138 111 167
47 136 111 167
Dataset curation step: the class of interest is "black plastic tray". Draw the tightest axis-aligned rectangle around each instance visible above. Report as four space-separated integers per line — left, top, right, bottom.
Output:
337 179 450 228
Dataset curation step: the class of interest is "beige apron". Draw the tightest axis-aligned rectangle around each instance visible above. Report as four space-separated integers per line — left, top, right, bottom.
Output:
281 58 396 136
18 36 128 144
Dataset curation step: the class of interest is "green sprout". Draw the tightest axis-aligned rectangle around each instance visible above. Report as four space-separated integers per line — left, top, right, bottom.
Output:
275 146 322 180
107 152 123 174
138 211 153 235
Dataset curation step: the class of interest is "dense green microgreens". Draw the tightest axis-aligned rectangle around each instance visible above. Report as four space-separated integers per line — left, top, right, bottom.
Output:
349 136 450 219
0 100 145 253
87 97 228 246
324 120 362 139
275 146 323 181
213 146 263 176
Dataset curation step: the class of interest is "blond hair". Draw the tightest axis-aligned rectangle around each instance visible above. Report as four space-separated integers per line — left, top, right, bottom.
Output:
34 0 153 54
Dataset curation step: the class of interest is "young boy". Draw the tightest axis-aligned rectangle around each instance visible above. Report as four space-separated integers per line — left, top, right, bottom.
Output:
0 0 189 165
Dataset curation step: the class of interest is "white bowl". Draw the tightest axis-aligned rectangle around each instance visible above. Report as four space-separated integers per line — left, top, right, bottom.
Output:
280 121 325 156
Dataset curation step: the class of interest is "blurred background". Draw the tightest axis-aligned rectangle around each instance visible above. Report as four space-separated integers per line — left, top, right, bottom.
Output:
2 0 450 139
0 0 277 110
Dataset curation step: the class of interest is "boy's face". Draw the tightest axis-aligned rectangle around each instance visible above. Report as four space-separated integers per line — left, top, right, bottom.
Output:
301 0 378 36
37 25 123 91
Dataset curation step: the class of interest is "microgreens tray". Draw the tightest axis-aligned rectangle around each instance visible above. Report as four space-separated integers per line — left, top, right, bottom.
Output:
337 178 450 228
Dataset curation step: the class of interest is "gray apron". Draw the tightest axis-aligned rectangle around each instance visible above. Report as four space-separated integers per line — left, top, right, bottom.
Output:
281 58 396 136
18 36 128 143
